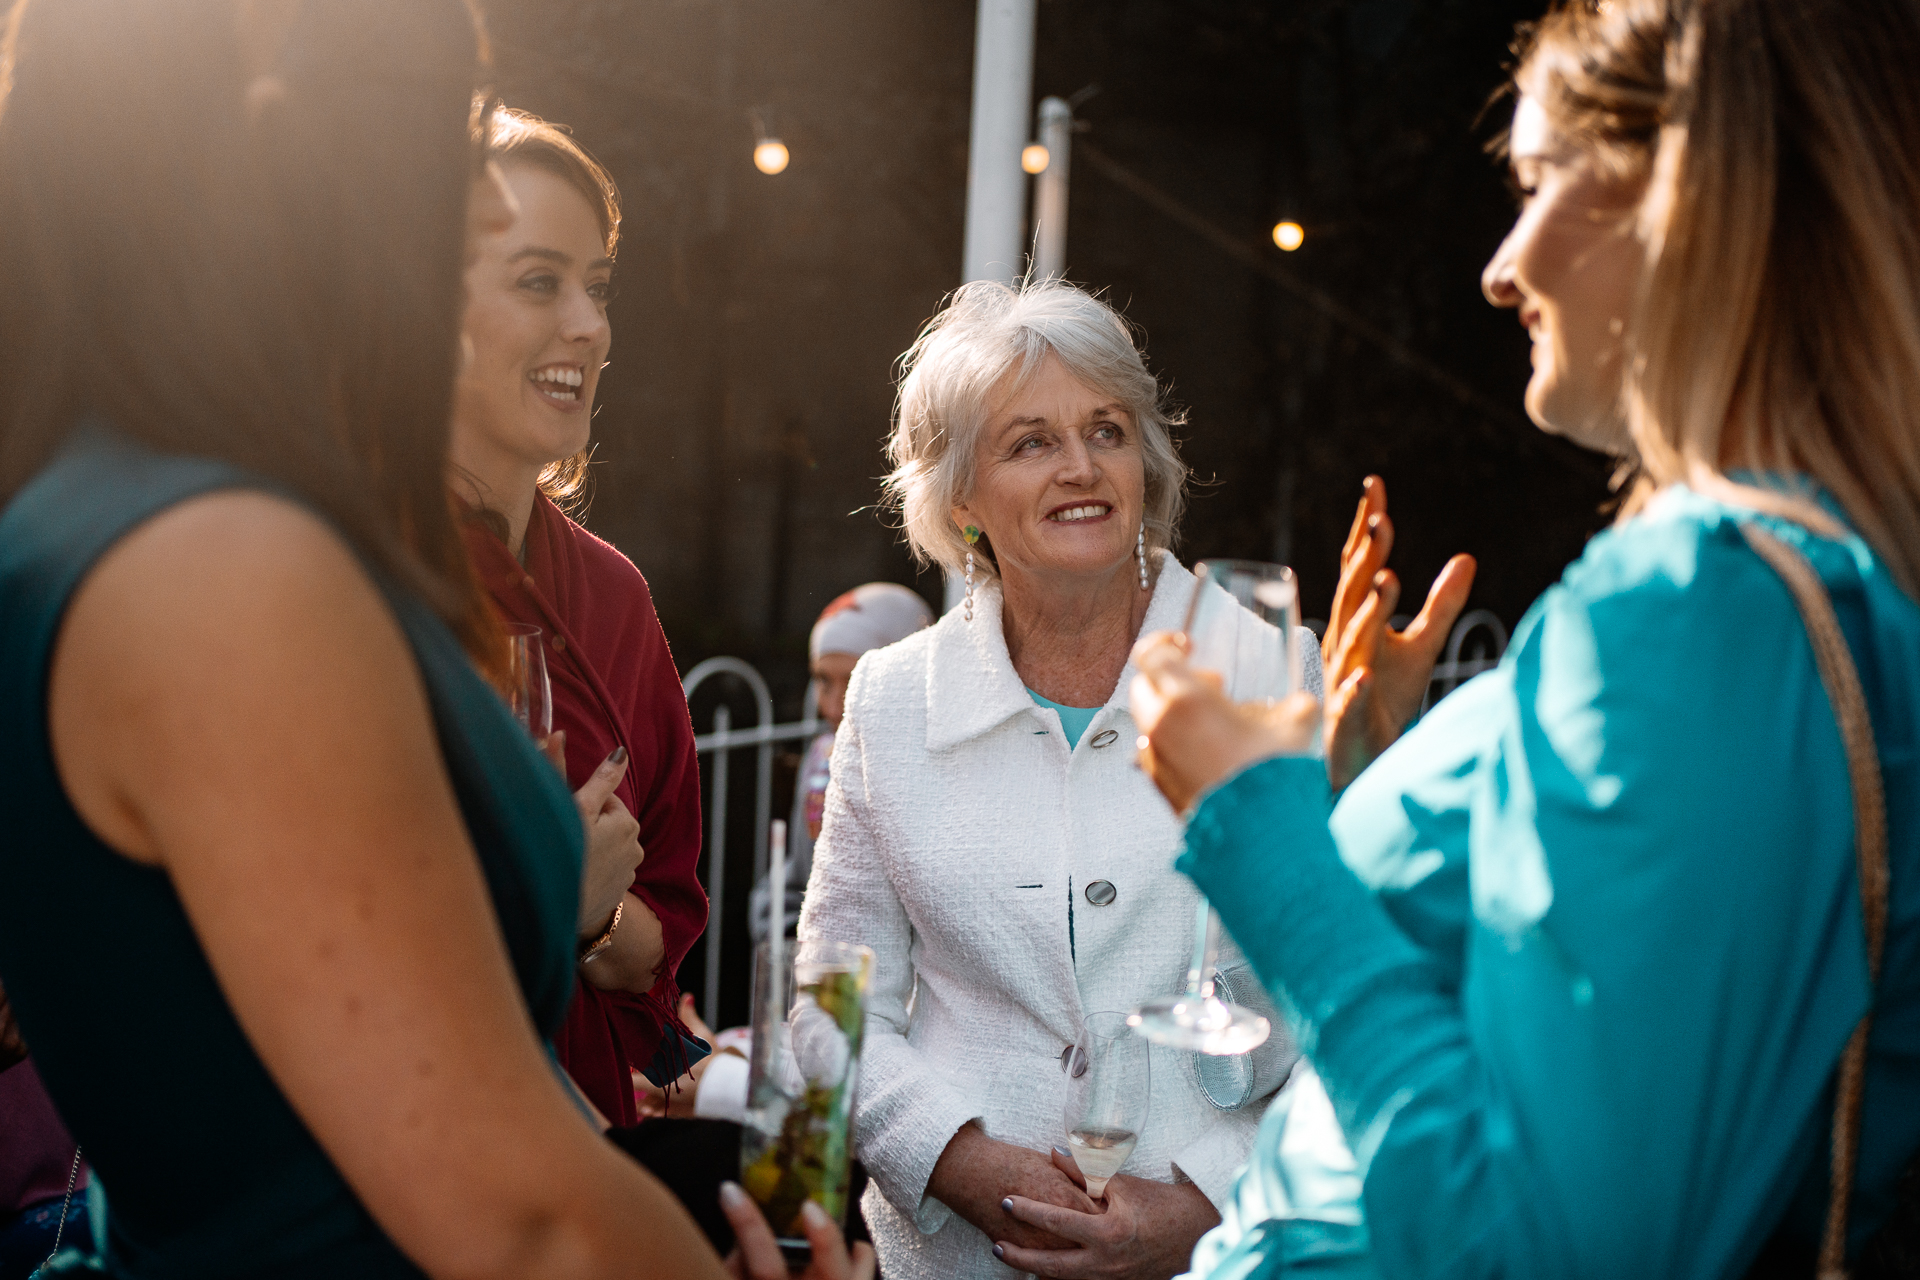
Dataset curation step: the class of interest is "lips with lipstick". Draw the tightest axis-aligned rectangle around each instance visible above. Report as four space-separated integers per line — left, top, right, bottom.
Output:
1048 503 1113 523
530 365 584 404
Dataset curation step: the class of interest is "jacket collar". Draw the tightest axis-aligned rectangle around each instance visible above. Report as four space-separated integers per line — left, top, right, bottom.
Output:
923 551 1197 753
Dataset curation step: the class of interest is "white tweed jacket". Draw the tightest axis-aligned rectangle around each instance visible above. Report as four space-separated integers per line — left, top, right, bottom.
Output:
799 552 1324 1280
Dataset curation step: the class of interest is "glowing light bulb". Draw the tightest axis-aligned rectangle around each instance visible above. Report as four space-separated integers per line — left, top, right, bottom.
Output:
1272 221 1304 252
753 140 790 175
1021 143 1050 175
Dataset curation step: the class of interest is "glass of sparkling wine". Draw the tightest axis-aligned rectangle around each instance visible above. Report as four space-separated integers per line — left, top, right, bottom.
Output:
503 623 552 740
1063 1011 1150 1200
1128 559 1299 1056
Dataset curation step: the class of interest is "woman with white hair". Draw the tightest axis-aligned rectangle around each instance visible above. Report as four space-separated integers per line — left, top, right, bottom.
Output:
799 280 1323 1280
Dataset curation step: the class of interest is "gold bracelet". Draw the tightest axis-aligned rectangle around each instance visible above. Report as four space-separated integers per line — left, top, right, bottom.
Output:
578 899 623 964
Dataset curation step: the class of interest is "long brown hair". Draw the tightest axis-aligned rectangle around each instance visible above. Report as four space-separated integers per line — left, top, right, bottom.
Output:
1515 0 1920 597
481 103 623 512
0 0 504 665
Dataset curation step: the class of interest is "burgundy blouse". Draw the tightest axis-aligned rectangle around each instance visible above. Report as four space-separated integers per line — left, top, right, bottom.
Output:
465 495 706 1125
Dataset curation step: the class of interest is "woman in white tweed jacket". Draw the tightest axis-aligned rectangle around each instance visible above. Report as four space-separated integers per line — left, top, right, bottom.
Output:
799 280 1322 1280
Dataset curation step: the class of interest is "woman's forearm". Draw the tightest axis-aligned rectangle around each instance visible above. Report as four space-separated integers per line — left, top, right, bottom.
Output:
577 892 666 994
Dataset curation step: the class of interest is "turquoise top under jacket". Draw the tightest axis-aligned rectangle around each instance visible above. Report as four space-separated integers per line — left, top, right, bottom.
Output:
1027 687 1103 750
1176 484 1920 1279
0 427 584 1279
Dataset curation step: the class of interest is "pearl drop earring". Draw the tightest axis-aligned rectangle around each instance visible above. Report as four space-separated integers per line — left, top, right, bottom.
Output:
963 525 981 622
1137 523 1149 590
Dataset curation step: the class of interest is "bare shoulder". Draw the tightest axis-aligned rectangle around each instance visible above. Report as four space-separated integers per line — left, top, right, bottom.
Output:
51 489 426 862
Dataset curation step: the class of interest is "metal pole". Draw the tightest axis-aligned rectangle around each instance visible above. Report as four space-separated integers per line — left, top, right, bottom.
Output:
703 703 729 1029
961 0 1037 288
951 0 1036 613
1031 96 1072 280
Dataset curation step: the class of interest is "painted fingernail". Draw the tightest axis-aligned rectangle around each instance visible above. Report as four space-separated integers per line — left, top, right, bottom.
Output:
607 746 628 766
1053 1144 1073 1161
801 1201 830 1228
719 1181 750 1212
993 1244 1007 1261
1001 1196 1014 1213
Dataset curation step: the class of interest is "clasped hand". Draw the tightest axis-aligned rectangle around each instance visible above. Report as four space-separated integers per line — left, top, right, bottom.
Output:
994 1149 1219 1280
931 1128 1217 1280
541 732 645 936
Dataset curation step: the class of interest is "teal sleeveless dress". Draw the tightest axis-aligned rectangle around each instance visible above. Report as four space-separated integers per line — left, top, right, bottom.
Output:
0 427 585 1278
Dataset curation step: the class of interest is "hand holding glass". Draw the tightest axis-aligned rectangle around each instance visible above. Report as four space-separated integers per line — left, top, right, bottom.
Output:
1129 560 1298 1056
1062 1011 1151 1199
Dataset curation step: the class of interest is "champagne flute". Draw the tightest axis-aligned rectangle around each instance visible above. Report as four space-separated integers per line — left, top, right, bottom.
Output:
1062 1011 1150 1199
504 623 552 740
1128 559 1299 1056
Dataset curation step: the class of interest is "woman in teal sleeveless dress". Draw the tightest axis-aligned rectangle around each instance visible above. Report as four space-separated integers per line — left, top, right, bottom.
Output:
0 4 866 1279
994 3 1920 1279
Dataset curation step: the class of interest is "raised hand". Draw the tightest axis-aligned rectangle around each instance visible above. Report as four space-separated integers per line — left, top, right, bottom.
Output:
1322 477 1475 792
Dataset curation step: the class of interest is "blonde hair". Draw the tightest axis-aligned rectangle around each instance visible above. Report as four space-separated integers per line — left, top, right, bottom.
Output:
1516 0 1920 596
883 279 1189 578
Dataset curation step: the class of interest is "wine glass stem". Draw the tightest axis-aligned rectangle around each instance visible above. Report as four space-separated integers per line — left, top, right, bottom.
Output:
1184 899 1221 1000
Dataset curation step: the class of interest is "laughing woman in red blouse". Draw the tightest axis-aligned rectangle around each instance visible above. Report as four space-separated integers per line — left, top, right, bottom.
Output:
450 107 706 1126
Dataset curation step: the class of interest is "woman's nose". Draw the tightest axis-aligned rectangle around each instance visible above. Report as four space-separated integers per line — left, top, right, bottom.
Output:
561 290 610 345
1482 234 1522 308
1056 434 1097 483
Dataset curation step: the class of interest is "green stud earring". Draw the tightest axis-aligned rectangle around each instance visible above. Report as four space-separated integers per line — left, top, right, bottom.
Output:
963 525 981 545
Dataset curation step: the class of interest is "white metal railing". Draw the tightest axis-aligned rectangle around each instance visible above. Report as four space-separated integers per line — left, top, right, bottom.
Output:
681 658 820 1027
679 609 1509 1027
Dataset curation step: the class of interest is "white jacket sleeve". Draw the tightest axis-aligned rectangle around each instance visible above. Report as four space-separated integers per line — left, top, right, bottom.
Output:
797 694 982 1233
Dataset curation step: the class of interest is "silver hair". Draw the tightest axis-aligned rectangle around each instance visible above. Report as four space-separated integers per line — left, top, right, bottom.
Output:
882 279 1189 578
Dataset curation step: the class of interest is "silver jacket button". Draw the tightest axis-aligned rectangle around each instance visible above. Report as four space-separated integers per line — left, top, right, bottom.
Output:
1084 879 1117 906
1089 728 1120 748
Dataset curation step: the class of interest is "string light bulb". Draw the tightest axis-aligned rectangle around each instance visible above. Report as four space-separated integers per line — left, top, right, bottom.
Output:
754 139 790 175
1021 143 1050 175
1272 220 1304 252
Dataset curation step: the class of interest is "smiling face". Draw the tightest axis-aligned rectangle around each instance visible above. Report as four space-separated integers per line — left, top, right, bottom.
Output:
1482 94 1647 454
452 163 613 482
953 353 1145 587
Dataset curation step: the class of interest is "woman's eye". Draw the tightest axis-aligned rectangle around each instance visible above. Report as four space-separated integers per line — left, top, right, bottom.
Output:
588 280 616 304
517 273 560 296
1092 423 1120 441
1016 435 1046 453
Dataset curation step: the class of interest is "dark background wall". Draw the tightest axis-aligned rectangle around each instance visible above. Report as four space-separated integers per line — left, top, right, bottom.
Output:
484 0 1618 1023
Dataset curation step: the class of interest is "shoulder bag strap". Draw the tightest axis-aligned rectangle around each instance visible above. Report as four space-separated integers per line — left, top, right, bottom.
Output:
1738 523 1891 1280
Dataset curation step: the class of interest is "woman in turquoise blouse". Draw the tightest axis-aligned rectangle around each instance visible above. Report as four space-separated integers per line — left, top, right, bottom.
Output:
1004 2 1920 1277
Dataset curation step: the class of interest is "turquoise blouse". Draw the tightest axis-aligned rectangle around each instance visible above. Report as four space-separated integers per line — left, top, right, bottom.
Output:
1176 485 1920 1278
